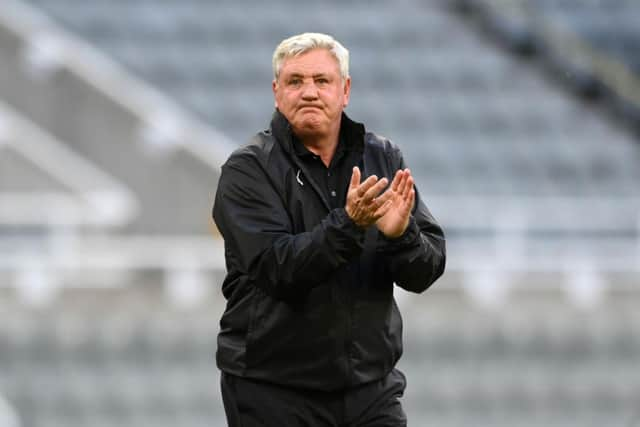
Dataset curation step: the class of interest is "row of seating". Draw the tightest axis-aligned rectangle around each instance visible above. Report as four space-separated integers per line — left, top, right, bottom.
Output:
1 325 639 427
4 1 639 425
1 285 639 365
21 0 640 219
457 0 640 121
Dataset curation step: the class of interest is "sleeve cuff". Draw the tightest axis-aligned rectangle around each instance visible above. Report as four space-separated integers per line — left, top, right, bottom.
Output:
334 207 366 242
377 217 420 252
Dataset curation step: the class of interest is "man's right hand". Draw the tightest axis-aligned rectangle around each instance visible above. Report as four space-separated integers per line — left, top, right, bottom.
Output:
345 166 393 228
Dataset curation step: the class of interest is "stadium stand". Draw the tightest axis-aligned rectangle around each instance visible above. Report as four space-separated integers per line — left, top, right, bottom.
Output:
2 277 640 427
0 100 138 229
1 0 639 426
0 0 233 235
452 0 640 130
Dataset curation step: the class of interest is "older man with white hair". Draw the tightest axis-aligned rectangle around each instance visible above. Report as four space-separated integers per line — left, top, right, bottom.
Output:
213 32 446 426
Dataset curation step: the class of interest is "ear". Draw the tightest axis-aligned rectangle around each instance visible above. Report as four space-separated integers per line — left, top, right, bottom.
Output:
272 79 279 108
342 76 351 108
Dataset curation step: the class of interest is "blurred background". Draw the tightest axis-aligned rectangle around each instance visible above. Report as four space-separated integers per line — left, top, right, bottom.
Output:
0 0 639 426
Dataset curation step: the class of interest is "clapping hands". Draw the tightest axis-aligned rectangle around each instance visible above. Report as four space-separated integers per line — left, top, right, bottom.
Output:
345 167 415 238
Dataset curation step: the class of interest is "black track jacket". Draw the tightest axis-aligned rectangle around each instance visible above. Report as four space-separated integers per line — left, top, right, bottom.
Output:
213 111 446 391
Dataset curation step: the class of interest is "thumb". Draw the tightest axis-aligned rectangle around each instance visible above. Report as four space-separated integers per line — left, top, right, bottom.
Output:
349 166 361 190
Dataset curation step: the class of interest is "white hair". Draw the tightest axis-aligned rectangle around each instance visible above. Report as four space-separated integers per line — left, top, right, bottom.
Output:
272 32 350 81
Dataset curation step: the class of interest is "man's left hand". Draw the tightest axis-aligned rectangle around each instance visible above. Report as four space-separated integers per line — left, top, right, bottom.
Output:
376 169 415 238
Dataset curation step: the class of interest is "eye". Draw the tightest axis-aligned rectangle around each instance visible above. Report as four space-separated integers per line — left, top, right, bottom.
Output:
315 78 329 84
288 78 302 86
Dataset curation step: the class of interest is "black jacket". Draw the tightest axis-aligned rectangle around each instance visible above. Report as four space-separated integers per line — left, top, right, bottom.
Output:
213 111 446 391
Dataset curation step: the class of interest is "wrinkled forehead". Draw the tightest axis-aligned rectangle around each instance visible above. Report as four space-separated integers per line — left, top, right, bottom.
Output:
278 49 342 78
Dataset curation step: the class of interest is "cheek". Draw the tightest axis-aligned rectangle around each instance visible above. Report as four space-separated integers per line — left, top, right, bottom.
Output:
325 92 345 111
275 91 286 103
282 92 299 108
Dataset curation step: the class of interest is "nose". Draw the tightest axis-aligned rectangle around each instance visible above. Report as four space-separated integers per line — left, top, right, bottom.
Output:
301 81 318 100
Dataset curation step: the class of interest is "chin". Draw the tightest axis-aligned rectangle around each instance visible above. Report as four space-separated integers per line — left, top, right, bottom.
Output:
294 118 326 134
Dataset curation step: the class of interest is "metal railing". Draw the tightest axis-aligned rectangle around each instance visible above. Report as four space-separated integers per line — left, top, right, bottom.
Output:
478 0 640 108
0 100 138 227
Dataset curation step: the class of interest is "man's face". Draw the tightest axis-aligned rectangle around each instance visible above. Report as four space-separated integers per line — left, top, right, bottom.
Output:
273 48 351 140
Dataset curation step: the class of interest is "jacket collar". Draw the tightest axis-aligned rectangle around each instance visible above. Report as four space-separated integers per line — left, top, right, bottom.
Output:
270 109 365 155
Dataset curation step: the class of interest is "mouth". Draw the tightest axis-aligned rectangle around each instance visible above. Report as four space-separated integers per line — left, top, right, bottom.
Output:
299 105 322 111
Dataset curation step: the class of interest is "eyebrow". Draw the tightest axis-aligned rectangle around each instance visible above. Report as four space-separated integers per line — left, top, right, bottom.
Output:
287 72 330 79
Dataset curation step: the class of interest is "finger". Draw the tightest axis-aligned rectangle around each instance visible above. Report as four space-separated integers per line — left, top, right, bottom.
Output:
402 188 415 214
397 172 411 198
373 187 394 206
362 177 388 203
398 169 412 195
374 199 393 218
357 174 379 197
402 176 414 198
349 167 361 191
369 192 392 216
402 168 413 192
390 169 403 192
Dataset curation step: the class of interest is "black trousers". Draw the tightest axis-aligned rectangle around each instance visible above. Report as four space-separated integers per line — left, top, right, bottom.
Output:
220 369 408 427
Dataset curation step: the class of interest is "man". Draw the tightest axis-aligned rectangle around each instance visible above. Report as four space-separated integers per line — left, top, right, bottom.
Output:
213 32 445 426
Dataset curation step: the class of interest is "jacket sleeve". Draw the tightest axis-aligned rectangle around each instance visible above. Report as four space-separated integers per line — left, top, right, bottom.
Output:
377 151 446 293
213 150 366 300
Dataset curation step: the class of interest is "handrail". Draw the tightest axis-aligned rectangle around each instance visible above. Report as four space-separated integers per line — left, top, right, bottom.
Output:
0 101 139 226
0 1 233 234
485 0 640 109
0 0 236 167
0 235 225 272
426 194 640 233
